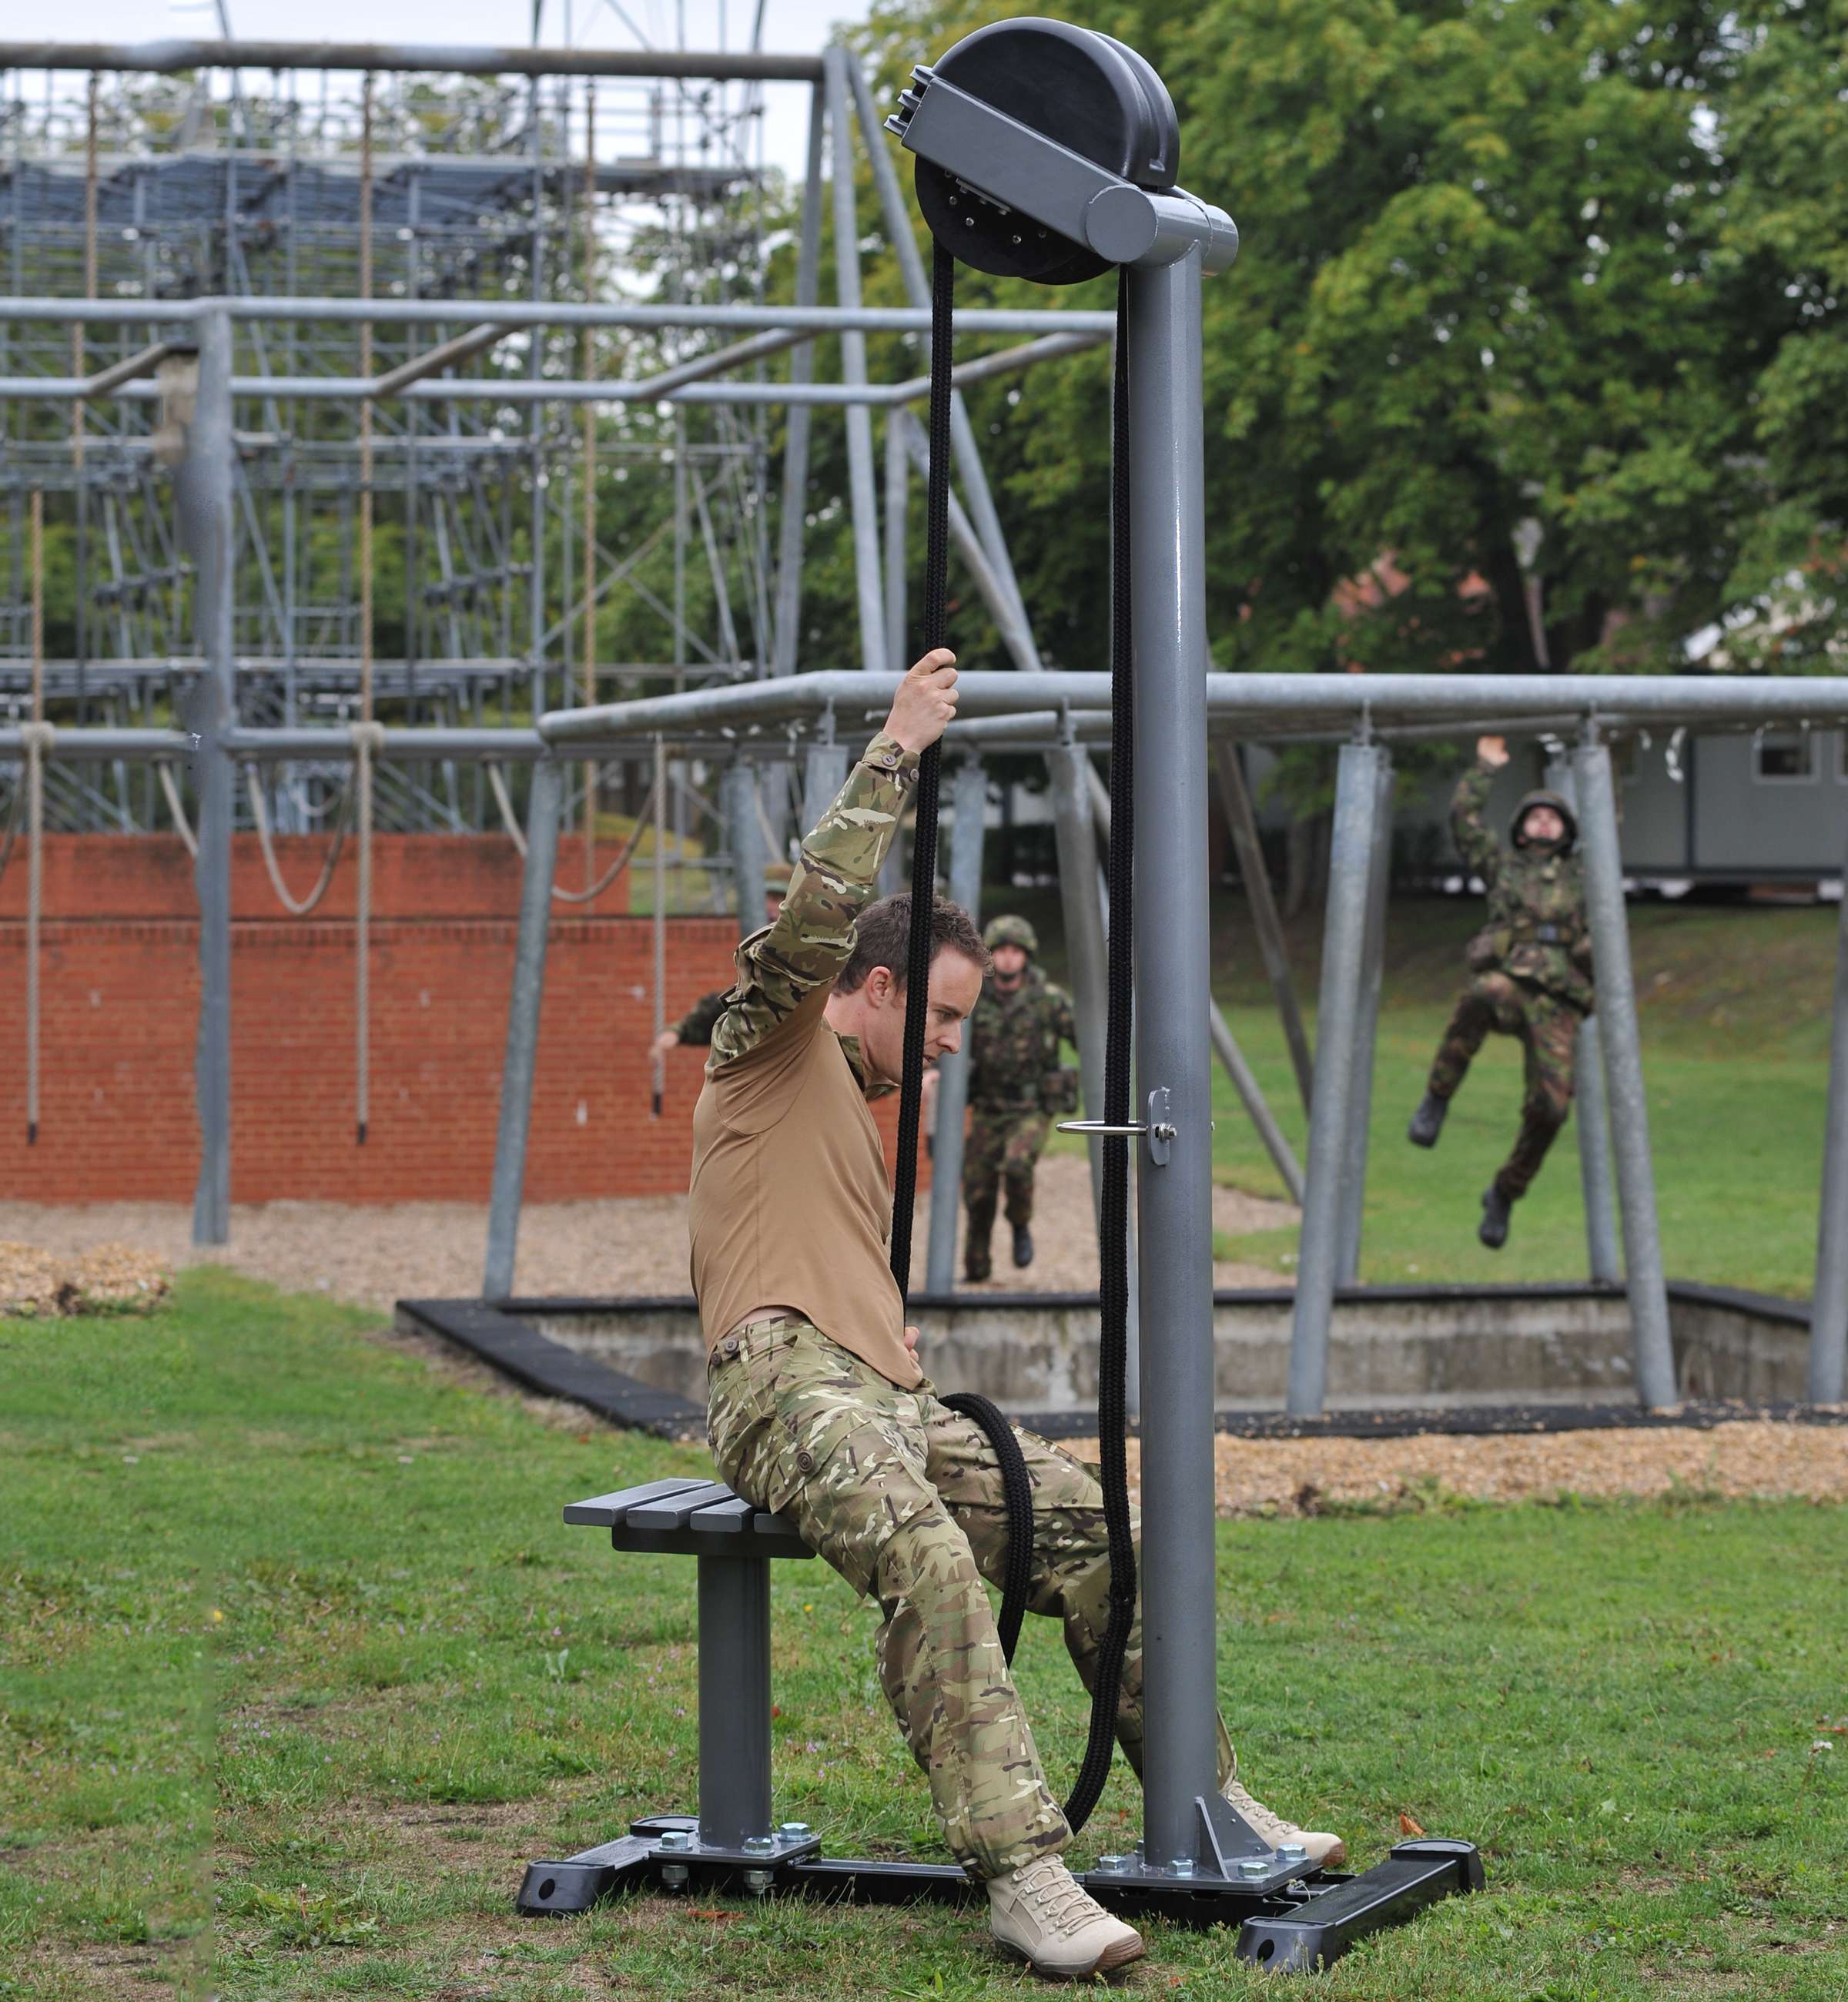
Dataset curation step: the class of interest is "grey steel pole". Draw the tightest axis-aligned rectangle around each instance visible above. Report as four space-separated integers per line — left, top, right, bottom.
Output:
1573 738 1678 1407
1809 831 1848 1403
176 306 235 1247
1125 249 1220 1867
1213 742 1313 1115
823 47 888 675
726 759 767 941
1547 758 1621 1283
1050 739 1110 1221
1335 753 1394 1285
883 410 909 672
1287 742 1384 1416
1210 1000 1304 1206
926 754 987 1294
484 758 564 1300
770 85 825 678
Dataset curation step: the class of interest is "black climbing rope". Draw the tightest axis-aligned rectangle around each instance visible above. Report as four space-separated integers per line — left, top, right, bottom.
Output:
888 248 1137 1836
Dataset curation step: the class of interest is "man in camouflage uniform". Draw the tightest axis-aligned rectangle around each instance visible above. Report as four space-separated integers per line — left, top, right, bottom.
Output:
1408 735 1595 1249
962 916 1078 1281
695 652 1342 1981
650 865 790 1059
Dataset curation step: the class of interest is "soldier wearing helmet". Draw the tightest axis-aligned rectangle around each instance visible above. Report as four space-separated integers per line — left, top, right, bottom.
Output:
1408 735 1596 1248
651 865 792 1059
960 914 1079 1281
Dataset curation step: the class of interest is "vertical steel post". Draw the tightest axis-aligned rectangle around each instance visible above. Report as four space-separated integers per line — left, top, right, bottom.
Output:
1050 738 1110 1220
176 306 235 1247
1335 752 1394 1285
484 758 564 1300
1573 738 1678 1407
726 759 767 942
1546 758 1621 1284
1287 742 1384 1415
802 738 849 835
823 47 887 675
926 753 987 1294
696 1555 775 1846
1808 832 1848 1404
883 410 909 672
1125 249 1219 1866
770 85 825 678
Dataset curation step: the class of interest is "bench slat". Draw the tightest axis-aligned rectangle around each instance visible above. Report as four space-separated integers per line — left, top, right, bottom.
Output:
625 1481 736 1530
688 1495 757 1535
563 1476 711 1528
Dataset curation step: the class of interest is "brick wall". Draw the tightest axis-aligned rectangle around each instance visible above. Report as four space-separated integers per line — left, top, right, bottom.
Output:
0 836 926 1206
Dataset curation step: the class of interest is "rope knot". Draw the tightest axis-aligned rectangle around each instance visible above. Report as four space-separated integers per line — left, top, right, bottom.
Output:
349 720 388 759
18 721 55 756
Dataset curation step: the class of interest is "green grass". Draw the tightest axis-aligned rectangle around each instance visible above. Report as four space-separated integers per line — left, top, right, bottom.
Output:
1031 889 1842 1294
3 1275 1846 1997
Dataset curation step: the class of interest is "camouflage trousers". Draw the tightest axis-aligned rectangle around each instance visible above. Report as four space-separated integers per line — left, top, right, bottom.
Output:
962 1106 1050 1278
1427 973 1582 1200
706 1318 1232 1880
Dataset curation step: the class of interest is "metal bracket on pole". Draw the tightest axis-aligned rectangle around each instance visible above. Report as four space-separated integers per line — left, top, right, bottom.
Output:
1058 1085 1174 1167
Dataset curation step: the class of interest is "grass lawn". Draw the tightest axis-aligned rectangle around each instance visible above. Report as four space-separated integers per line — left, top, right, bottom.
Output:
4 1274 1845 1998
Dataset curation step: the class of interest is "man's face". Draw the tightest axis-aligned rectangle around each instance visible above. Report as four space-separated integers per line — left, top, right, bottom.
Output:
990 943 1029 984
764 894 784 927
856 949 986 1085
1522 805 1566 848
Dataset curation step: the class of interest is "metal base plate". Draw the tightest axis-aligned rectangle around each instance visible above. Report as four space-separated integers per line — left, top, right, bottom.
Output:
517 1820 1483 1970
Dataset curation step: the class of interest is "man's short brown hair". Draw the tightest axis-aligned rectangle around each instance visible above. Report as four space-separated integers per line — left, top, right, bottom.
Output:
836 892 989 996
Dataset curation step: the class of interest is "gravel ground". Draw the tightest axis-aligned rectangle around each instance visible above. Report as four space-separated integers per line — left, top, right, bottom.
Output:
0 1157 1289 1312
8 1167 1843 1510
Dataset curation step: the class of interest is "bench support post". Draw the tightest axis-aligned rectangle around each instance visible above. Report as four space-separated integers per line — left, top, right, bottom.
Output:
698 1554 775 1849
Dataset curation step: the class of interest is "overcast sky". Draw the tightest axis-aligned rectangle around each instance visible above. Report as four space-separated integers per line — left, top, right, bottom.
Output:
47 0 879 179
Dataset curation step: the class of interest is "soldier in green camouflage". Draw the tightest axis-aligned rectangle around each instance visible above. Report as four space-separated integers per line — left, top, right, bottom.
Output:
649 865 791 1060
1408 735 1595 1248
961 916 1078 1281
695 653 1344 1980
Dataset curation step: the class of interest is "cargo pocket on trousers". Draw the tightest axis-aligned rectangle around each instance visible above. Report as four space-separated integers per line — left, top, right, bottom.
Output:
768 1404 936 1602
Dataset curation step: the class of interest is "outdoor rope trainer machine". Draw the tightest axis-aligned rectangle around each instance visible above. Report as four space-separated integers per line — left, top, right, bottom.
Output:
523 19 1482 1972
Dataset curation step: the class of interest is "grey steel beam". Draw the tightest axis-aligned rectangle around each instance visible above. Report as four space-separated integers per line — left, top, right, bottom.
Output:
824 46 888 675
484 758 564 1301
1334 752 1394 1285
0 42 827 80
1546 758 1621 1284
771 86 828 679
1287 742 1384 1416
925 754 988 1295
884 330 1106 402
1810 829 1848 1404
174 305 235 1249
1573 738 1678 1408
0 299 1120 333
1125 246 1219 1870
634 328 814 399
372 323 507 396
1213 741 1314 1115
1209 1000 1304 1207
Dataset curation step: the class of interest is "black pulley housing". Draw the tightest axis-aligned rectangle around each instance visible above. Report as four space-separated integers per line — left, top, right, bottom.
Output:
910 18 1180 285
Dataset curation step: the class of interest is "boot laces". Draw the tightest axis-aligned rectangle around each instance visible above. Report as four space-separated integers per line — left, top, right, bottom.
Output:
1013 1856 1103 1936
1223 1780 1298 1849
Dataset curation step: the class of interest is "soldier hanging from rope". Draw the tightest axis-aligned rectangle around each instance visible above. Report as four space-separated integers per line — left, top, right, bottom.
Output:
1408 735 1595 1248
959 916 1078 1282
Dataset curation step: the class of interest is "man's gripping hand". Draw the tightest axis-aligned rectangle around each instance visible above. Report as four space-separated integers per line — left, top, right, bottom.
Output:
883 648 959 757
1476 734 1511 770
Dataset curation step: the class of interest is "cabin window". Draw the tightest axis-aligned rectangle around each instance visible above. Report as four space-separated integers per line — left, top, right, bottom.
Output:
1754 732 1816 783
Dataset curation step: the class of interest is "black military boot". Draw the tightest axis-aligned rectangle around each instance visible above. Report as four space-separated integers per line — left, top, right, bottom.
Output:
1012 1224 1035 1270
1408 1092 1449 1148
1478 1183 1513 1250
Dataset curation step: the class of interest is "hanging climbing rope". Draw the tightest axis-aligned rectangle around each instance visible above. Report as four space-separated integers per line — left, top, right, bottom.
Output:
157 760 199 862
484 758 661 906
20 721 52 1147
886 246 1138 1835
353 718 385 1146
244 762 353 915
